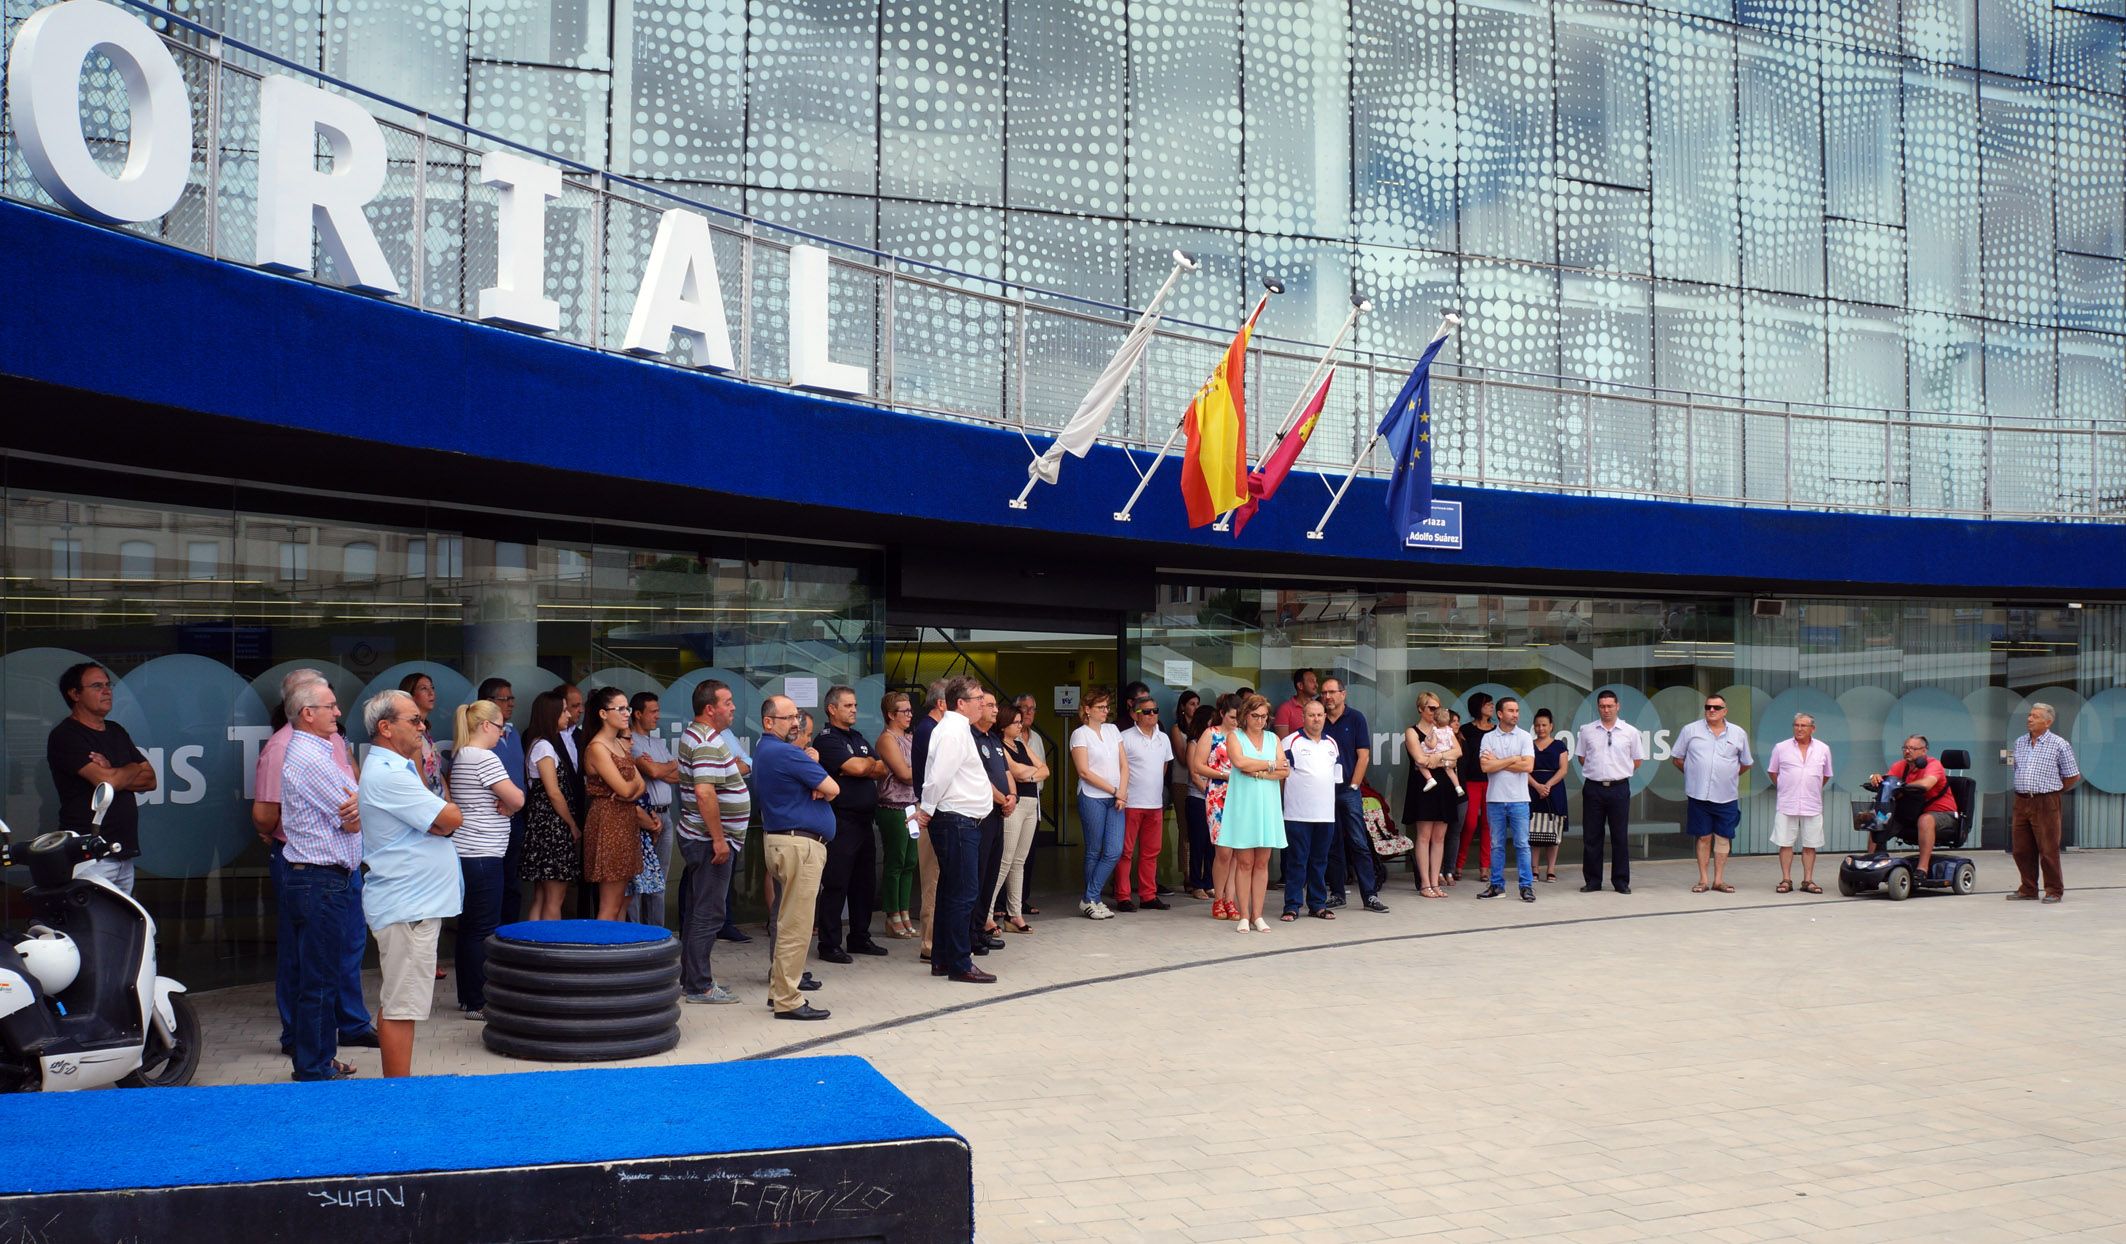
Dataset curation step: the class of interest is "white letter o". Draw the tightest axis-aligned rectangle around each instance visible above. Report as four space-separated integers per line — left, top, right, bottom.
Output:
6 0 193 224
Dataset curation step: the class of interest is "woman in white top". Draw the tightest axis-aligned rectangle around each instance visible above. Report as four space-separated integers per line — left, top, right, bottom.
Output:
1069 689 1127 920
450 698 523 1016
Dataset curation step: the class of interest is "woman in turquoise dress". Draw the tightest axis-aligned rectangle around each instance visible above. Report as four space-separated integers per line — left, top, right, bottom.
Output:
1221 694 1290 932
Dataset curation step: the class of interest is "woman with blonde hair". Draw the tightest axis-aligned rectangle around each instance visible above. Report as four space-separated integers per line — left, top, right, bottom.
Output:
875 690 920 938
1402 692 1461 899
1220 694 1289 931
450 698 523 1016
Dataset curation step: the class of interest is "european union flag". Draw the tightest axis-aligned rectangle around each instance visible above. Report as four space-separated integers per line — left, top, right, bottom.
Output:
1377 332 1451 546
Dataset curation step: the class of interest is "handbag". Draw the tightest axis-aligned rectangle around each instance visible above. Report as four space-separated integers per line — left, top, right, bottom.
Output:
1528 811 1565 845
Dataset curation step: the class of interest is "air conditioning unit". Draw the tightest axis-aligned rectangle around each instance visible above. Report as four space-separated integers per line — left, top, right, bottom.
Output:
1752 598 1787 618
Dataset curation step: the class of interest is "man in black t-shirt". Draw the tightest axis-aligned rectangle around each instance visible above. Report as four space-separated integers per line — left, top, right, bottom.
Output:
813 685 888 962
44 661 158 893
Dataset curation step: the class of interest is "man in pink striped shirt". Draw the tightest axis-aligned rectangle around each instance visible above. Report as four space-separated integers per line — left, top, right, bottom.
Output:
1765 713 1834 895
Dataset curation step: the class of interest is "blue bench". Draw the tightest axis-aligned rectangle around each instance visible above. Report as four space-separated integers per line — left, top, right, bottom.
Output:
0 1056 972 1242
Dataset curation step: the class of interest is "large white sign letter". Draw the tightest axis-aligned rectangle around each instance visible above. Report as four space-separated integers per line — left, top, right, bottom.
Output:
788 244 870 396
621 209 735 370
256 75 401 295
6 0 192 224
476 150 562 332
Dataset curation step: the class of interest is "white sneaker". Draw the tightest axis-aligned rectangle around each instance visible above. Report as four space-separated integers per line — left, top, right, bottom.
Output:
1081 901 1099 918
1092 902 1115 919
1252 917 1270 932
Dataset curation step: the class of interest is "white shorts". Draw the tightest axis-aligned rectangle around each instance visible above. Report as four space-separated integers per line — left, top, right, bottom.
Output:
374 918 442 1021
1771 812 1824 850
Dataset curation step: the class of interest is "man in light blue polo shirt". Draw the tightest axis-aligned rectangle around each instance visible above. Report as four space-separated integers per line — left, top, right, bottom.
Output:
1478 696 1537 902
1672 693 1752 894
358 689 463 1078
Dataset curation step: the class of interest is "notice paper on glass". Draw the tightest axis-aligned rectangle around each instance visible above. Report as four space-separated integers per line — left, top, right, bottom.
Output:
785 676 819 708
1163 659 1193 687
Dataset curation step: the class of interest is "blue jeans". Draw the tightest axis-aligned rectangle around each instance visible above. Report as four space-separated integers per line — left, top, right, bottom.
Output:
1488 801 1534 891
1282 820 1334 914
272 843 372 1048
1078 793 1125 904
930 811 983 974
456 856 506 1010
1328 786 1376 901
283 863 357 1079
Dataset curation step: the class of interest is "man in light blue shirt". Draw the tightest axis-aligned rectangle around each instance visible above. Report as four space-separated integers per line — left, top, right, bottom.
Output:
1671 694 1753 894
1478 696 1538 902
358 689 463 1078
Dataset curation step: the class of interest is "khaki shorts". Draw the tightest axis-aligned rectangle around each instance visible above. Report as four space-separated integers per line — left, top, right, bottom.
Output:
375 918 442 1021
1771 812 1825 850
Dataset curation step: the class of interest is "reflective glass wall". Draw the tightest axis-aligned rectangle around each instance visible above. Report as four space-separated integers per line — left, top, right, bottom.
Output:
0 468 881 988
1131 585 2126 864
141 0 2126 442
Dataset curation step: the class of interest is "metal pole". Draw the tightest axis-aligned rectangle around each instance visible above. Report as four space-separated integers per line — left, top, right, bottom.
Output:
203 38 223 261
409 118 428 309
736 222 754 378
879 258 895 405
1111 417 1191 522
1305 433 1381 541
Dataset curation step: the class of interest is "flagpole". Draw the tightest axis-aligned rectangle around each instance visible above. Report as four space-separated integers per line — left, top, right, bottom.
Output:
1010 251 1197 511
1305 312 1461 542
1113 278 1282 524
1210 295 1369 532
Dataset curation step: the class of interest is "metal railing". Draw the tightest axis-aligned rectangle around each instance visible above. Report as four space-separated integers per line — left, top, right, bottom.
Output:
6 0 2124 524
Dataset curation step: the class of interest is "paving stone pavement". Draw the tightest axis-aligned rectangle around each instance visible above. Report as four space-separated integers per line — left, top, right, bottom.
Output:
193 851 2126 1242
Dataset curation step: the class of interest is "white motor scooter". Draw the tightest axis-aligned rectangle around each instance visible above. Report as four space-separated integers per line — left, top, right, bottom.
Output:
0 782 199 1091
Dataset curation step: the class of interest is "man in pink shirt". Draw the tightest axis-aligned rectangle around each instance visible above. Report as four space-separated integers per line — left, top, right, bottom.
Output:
1765 712 1833 894
252 670 375 1057
1273 668 1319 736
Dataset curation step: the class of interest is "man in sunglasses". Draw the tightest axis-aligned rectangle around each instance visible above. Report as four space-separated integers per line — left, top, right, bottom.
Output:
1115 695 1175 911
1672 696 1753 894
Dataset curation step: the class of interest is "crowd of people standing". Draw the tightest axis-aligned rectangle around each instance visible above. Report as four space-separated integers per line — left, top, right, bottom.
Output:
32 656 2088 1079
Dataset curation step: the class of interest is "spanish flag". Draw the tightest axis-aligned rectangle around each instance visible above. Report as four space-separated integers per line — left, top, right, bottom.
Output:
1179 297 1268 528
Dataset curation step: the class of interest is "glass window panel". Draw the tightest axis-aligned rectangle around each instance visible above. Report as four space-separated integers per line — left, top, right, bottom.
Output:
1560 272 1653 389
1556 2 1649 190
880 1 1004 206
323 0 469 119
1006 211 1127 305
1826 219 1908 306
1249 234 1355 348
2052 8 2125 92
1907 311 1986 413
1985 321 2058 422
1457 0 1557 265
1905 0 1979 65
2060 331 2126 424
471 0 610 69
1352 0 1456 252
187 541 222 582
1740 0 1901 53
1559 182 1652 276
1903 67 1982 315
2059 252 2126 335
1828 301 1907 409
2056 89 2126 258
1127 222 1244 335
1654 281 1743 398
1978 0 2053 79
1128 0 1242 228
341 541 378 582
1242 0 1352 240
879 202 1007 418
611 0 746 181
117 541 157 582
1743 292 1827 405
1461 259 1561 482
1978 80 2056 322
1005 0 1127 216
1650 18 1739 285
1738 34 1824 297
743 191 878 387
1351 245 1461 364
468 63 611 168
1822 47 1903 226
744 0 879 196
1006 212 1131 434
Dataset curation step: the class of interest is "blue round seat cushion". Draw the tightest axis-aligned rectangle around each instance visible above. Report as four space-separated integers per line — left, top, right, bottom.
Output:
494 919 673 946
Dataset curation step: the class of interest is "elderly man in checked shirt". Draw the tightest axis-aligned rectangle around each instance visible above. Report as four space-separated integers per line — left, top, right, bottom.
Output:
2008 702 2081 904
278 678 365 1082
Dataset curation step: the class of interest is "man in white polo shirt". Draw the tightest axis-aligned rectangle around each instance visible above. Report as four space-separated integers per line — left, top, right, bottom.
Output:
1114 694 1175 912
1764 712 1832 895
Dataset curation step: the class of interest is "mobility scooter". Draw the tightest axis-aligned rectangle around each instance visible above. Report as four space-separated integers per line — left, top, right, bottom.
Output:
1838 748 1979 901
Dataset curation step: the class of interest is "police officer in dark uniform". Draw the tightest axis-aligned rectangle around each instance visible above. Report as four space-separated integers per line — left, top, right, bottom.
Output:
814 685 889 962
972 691 1011 956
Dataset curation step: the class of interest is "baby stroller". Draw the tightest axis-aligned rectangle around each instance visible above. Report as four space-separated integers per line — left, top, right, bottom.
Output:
1837 749 1978 900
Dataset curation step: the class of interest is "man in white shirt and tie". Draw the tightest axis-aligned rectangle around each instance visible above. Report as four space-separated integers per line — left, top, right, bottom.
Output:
912 677 1001 984
1573 689 1646 894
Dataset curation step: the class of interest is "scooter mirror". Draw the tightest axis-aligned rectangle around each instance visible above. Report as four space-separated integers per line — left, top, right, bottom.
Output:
90 782 115 827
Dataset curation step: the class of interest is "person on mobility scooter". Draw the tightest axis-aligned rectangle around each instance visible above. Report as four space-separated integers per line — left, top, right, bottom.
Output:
1839 738 1978 900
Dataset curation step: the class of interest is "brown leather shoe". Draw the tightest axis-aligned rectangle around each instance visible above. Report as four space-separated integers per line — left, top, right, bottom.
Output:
948 968 996 984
